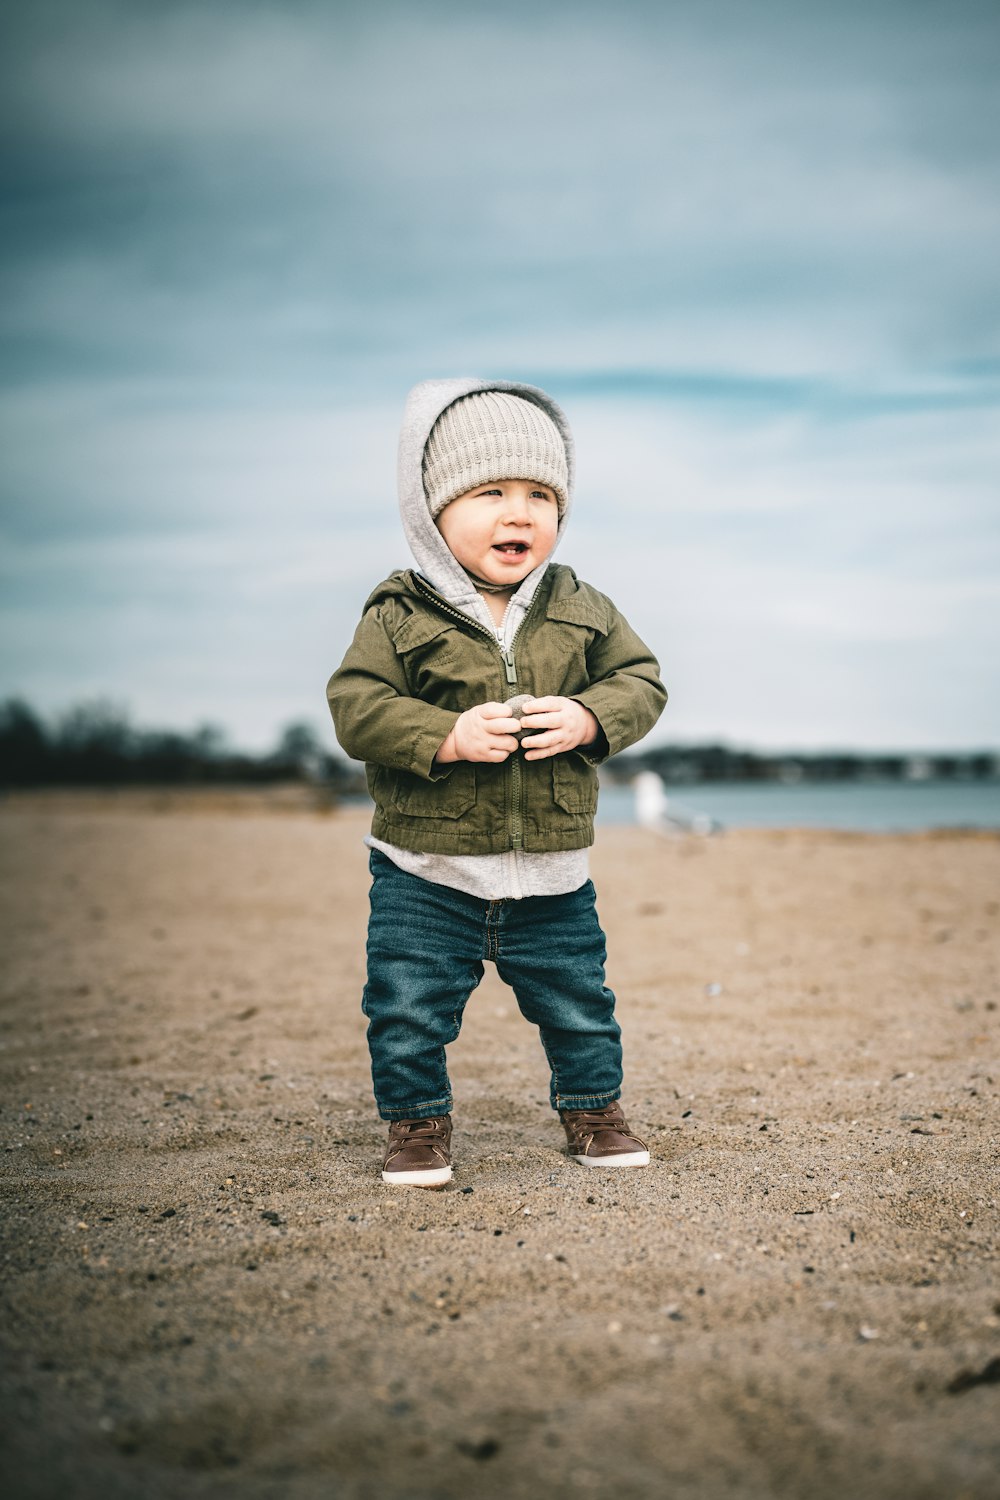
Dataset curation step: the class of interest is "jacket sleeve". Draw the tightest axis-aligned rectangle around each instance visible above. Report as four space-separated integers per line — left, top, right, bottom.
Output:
326 606 460 780
570 602 667 762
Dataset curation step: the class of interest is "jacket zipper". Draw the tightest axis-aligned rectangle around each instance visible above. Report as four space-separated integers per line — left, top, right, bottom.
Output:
498 642 523 848
412 575 538 851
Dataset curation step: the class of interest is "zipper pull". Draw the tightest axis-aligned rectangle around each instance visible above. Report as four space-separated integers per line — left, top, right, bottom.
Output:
500 648 517 685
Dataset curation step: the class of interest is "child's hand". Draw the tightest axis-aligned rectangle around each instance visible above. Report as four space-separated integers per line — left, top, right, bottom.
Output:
435 702 521 764
519 697 600 760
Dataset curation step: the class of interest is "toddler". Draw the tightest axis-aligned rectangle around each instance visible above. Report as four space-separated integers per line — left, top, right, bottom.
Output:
327 379 667 1186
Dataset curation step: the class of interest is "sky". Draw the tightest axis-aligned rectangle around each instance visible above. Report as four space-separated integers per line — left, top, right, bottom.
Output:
1 0 998 754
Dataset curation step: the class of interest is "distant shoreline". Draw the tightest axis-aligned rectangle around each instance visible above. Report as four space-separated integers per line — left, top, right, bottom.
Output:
3 781 1000 837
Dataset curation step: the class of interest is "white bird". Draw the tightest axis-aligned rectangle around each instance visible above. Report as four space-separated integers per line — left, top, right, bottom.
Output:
632 770 719 837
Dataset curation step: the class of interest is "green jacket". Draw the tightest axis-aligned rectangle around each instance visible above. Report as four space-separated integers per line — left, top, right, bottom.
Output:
327 563 667 855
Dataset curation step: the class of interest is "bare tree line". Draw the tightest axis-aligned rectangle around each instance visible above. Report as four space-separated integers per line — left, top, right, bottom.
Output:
0 699 364 791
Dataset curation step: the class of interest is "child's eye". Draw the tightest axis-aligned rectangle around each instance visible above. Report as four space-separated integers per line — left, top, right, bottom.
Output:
529 490 555 501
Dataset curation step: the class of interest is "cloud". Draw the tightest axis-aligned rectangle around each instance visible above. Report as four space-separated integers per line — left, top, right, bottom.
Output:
4 0 999 381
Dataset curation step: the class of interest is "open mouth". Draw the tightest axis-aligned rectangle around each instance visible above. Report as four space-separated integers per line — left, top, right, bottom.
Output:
492 542 529 556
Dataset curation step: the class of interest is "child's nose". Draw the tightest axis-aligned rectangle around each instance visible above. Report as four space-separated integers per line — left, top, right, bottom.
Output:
503 494 531 523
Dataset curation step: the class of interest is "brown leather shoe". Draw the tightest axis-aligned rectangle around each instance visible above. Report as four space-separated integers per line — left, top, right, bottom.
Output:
381 1114 453 1188
560 1101 650 1168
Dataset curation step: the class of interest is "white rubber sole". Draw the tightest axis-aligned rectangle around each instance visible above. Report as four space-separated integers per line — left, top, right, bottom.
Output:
570 1149 651 1168
381 1164 452 1188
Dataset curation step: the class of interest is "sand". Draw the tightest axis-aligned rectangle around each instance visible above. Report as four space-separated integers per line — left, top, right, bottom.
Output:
1 797 998 1499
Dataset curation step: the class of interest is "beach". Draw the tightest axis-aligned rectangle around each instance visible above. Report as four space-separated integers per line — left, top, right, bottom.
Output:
1 796 998 1499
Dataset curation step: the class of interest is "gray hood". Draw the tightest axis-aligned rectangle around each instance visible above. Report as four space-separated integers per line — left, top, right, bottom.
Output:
397 377 575 638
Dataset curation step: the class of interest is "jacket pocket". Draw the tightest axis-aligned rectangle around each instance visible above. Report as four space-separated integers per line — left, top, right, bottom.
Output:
551 756 598 816
390 764 477 820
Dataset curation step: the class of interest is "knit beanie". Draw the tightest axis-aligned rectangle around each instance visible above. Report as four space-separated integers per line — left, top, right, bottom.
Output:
422 391 569 519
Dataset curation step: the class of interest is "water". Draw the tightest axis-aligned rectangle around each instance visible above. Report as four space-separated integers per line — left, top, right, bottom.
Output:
595 779 1000 833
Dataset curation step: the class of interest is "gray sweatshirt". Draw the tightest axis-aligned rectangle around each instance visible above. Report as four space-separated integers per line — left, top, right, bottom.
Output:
367 377 590 900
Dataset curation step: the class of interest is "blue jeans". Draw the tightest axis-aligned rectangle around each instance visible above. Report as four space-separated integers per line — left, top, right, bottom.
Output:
362 850 623 1120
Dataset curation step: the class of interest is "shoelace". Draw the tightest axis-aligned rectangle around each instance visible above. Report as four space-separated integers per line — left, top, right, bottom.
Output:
389 1117 450 1143
565 1107 647 1151
566 1107 625 1133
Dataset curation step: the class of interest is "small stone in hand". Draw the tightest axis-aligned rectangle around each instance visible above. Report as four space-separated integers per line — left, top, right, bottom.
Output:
505 695 537 737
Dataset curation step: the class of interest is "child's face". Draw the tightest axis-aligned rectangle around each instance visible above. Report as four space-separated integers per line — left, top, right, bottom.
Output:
435 479 559 588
